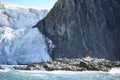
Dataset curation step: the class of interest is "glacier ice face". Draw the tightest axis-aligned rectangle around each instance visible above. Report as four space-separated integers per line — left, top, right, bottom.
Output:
0 13 9 26
0 2 48 29
0 2 52 64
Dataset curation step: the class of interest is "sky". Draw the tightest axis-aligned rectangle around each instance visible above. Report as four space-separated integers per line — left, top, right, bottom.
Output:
0 0 57 9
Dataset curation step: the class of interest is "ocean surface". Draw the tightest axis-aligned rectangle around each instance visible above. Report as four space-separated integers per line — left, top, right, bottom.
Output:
0 68 120 80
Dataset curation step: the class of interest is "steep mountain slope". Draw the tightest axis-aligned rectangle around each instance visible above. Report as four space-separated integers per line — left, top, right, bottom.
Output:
35 0 120 60
0 2 52 64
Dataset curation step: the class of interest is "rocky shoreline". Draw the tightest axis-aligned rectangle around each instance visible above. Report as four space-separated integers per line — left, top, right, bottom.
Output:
4 57 118 71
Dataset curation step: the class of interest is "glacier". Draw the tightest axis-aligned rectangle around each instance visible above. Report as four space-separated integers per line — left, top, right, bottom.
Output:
0 2 52 64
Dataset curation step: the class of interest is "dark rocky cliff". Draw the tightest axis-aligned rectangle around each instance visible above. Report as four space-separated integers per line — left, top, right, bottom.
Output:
34 0 120 60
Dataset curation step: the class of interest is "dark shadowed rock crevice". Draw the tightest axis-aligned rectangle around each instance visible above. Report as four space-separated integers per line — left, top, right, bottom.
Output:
34 0 120 60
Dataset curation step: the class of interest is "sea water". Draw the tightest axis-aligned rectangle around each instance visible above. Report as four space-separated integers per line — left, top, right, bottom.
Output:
0 68 120 80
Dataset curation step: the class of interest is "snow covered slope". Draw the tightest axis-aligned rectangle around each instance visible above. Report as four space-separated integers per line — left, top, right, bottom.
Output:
0 2 52 64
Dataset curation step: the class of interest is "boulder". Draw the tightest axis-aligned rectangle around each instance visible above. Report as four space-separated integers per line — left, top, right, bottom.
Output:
0 66 5 70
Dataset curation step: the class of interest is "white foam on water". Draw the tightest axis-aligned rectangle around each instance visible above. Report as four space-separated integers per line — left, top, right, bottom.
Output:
0 65 120 75
108 68 120 74
0 69 10 72
16 70 102 75
0 68 120 80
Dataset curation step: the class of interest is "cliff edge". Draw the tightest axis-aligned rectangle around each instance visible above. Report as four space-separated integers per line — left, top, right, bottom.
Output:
35 0 120 60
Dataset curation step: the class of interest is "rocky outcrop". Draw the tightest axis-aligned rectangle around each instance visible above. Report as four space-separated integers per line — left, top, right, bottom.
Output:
0 66 4 70
13 57 120 71
34 0 120 60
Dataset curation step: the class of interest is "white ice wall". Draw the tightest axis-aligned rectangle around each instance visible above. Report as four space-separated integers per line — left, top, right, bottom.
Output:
0 2 52 64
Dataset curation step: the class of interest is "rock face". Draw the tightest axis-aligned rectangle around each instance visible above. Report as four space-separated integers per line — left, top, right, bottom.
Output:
35 0 120 60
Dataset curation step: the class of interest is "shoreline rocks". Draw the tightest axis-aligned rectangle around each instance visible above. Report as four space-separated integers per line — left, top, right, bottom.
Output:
0 66 5 70
12 57 120 71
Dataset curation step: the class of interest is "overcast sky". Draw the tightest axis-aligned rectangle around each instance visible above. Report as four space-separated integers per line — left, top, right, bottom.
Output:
1 0 57 9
